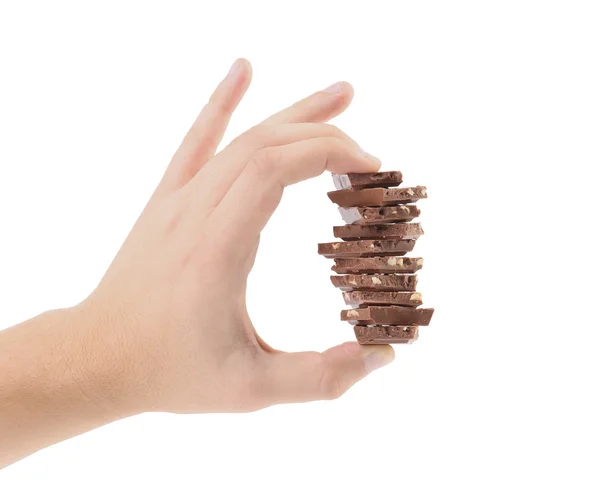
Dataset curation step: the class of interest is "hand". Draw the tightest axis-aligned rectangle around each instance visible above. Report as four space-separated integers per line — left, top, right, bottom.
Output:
80 59 395 414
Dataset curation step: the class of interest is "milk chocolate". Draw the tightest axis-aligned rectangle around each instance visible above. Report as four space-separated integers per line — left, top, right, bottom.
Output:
333 223 423 240
318 239 416 258
339 205 420 224
332 171 403 190
328 186 427 207
330 274 418 291
343 291 422 307
333 256 423 274
354 325 419 344
341 306 434 325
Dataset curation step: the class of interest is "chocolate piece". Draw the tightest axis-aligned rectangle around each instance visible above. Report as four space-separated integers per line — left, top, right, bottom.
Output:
318 239 416 258
333 223 423 240
339 205 420 224
332 171 403 190
343 291 422 307
341 306 434 325
330 274 418 291
333 256 423 274
328 186 427 207
354 325 419 344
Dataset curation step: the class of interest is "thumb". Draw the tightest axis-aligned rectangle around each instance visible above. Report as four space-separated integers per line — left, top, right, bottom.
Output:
259 342 395 405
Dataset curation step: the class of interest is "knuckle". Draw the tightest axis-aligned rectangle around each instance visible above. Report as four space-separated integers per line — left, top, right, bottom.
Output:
320 136 345 156
319 365 344 400
248 147 280 179
318 124 357 148
322 135 342 148
322 123 344 139
246 148 284 212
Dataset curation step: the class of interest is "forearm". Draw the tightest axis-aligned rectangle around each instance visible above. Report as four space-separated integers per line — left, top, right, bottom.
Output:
0 306 140 468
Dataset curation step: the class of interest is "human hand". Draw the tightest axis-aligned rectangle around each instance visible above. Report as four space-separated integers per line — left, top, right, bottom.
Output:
80 59 395 415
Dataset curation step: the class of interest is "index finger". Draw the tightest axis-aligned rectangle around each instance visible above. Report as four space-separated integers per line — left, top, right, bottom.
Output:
208 137 380 250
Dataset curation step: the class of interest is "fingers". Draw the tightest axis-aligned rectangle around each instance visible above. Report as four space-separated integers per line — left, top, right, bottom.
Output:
260 81 354 126
186 120 364 215
158 58 252 193
183 80 357 213
208 136 380 245
257 342 395 405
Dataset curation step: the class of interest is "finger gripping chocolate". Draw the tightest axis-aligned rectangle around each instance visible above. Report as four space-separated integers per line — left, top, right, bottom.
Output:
318 170 434 345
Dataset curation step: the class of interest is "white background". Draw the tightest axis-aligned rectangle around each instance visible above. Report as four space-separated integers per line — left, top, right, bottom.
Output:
1 0 599 498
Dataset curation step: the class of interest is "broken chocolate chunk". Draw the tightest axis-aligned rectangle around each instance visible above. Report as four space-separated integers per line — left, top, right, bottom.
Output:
332 171 403 190
343 291 422 307
354 325 419 344
332 256 423 274
333 223 423 240
318 239 416 258
341 306 434 325
328 186 427 207
339 205 420 225
330 274 418 291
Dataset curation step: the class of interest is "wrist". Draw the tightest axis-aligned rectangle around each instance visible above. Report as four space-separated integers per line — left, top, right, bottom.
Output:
62 301 152 419
0 305 146 466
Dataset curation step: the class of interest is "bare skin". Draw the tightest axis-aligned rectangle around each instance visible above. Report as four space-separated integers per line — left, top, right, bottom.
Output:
0 59 395 468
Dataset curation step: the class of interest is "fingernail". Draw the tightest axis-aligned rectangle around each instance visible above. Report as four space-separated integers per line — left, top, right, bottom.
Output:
323 82 343 94
364 351 393 374
360 148 381 164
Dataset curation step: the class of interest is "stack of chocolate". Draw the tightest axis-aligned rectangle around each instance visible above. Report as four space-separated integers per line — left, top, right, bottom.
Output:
318 171 434 345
